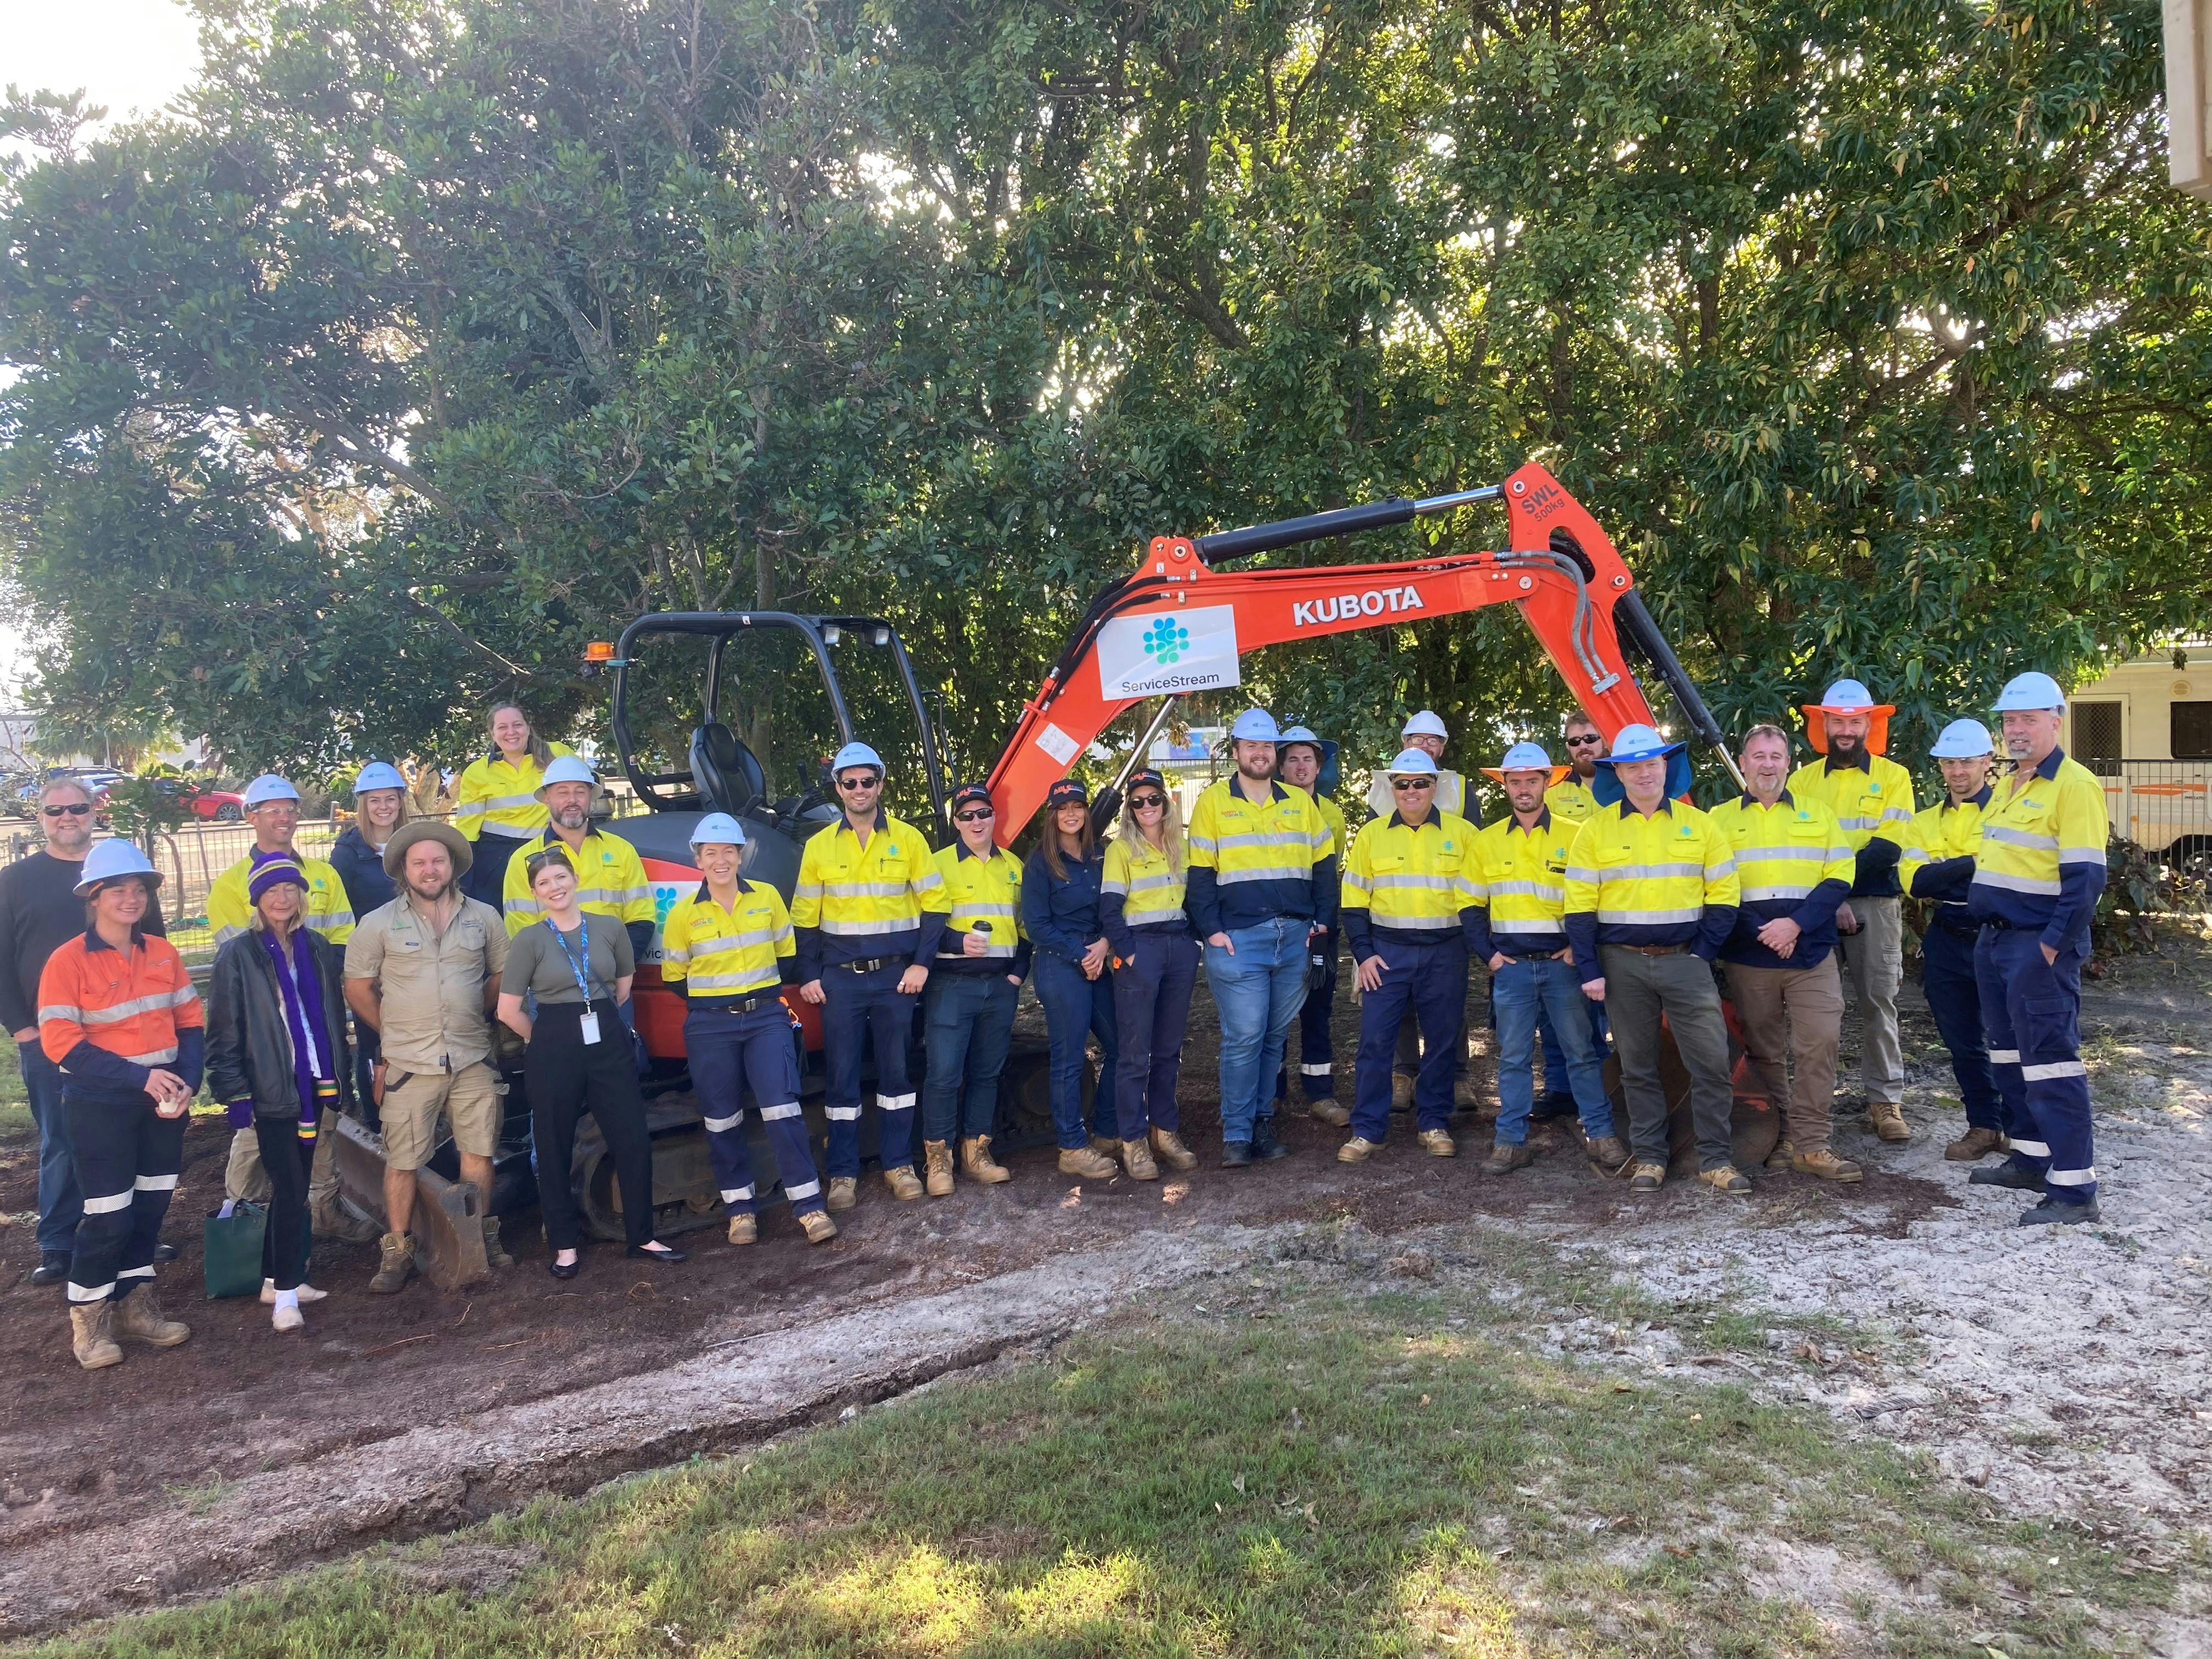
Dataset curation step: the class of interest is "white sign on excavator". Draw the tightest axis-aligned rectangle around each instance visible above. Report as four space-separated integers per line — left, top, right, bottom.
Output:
1096 604 1243 699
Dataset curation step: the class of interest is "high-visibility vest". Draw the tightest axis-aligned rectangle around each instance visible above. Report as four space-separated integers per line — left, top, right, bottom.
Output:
1543 775 1600 824
791 811 943 957
924 843 1026 960
1467 810 1576 952
1564 800 1740 941
39 929 202 1071
1365 768 1468 820
1705 793 1854 905
1786 754 1916 854
1968 748 2107 945
1901 789 1990 917
1100 834 1185 929
659 881 794 1003
452 742 575 842
207 853 356 947
500 827 655 935
1187 779 1334 891
1341 810 1481 936
1305 791 1348 859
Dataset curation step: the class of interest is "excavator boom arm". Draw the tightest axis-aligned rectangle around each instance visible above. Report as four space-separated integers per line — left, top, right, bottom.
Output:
986 462 1726 840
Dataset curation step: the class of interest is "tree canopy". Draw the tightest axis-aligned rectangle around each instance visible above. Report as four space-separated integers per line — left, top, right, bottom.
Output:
3 0 2207 788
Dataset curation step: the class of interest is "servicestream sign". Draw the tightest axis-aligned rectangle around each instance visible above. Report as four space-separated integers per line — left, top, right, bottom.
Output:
1096 605 1243 698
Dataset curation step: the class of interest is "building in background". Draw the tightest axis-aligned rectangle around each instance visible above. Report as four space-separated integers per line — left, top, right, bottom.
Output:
2064 643 2211 865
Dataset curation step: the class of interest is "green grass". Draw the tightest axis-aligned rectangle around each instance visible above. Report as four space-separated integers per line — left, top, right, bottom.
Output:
0 1027 31 1146
22 1270 2171 1659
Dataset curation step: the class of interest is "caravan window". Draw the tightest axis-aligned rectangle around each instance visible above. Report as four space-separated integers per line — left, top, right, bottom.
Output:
2174 702 2212 761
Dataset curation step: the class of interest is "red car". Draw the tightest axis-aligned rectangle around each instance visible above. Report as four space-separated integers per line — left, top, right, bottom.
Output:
126 777 246 822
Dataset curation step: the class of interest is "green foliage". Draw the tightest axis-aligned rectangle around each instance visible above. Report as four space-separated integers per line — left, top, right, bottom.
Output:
1 0 2208 784
2093 832 2205 957
97 764 195 841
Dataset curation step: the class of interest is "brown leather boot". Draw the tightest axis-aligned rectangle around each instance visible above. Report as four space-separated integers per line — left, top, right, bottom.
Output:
1766 1137 1798 1169
1629 1161 1667 1193
960 1136 1013 1183
1337 1135 1380 1163
1869 1101 1912 1143
1148 1128 1198 1171
69 1302 123 1370
923 1140 956 1197
726 1213 758 1245
1306 1099 1352 1127
1121 1137 1160 1180
1088 1134 1121 1160
110 1285 191 1347
883 1163 926 1201
1585 1135 1632 1173
825 1176 859 1211
1058 1145 1118 1180
797 1209 839 1245
368 1231 416 1294
1697 1164 1753 1195
1788 1147 1864 1183
1945 1125 2010 1161
1419 1127 1459 1159
1481 1140 1531 1175
482 1215 515 1270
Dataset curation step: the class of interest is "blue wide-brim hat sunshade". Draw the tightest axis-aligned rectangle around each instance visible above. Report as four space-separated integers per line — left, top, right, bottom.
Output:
1590 723 1693 806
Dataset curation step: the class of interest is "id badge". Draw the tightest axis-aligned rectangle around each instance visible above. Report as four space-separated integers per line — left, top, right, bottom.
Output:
578 1009 602 1046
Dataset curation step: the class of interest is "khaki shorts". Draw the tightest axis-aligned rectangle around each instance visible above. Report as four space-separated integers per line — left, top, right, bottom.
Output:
380 1062 504 1171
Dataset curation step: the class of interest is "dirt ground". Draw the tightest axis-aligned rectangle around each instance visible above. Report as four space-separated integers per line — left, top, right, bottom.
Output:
2 954 2207 1641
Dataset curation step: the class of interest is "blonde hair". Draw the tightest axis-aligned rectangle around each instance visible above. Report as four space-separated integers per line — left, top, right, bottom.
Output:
488 702 553 770
1116 789 1185 876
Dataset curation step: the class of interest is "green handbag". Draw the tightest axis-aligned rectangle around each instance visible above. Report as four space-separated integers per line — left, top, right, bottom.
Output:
202 1203 312 1299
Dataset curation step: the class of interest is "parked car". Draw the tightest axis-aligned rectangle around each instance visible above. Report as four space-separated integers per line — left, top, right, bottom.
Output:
154 779 246 822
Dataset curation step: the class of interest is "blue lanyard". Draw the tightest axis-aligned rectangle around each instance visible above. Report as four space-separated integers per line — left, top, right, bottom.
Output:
549 920 599 1002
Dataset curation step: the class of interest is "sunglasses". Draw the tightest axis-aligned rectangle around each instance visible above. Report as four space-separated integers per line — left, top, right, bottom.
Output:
1565 733 1602 747
954 807 994 823
42 803 93 817
1392 778 1435 791
1128 793 1166 810
835 775 881 791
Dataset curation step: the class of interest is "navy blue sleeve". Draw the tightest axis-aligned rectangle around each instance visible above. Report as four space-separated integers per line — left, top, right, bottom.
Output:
1853 838 1901 890
60 1039 151 1093
1789 877 1850 936
1911 855 1977 900
1100 891 1136 961
1567 912 1602 984
1692 902 1739 961
911 907 948 970
1340 902 1374 962
1464 905 1494 962
795 926 823 983
173 1026 206 1096
1311 852 1339 930
625 920 655 963
1185 866 1222 939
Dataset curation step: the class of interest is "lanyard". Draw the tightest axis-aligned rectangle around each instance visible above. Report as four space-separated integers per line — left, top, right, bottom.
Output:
549 919 599 1002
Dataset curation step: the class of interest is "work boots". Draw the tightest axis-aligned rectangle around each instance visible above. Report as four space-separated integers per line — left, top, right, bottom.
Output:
1790 1147 1864 1183
1629 1162 1667 1194
69 1302 123 1370
482 1215 515 1269
883 1162 926 1201
726 1214 758 1246
1251 1113 1290 1161
1453 1076 1483 1112
311 1192 382 1245
825 1176 859 1211
368 1231 417 1294
1148 1128 1199 1171
1088 1135 1121 1161
1419 1128 1459 1159
111 1285 191 1347
1058 1144 1118 1180
1390 1072 1416 1110
1585 1135 1632 1175
1869 1101 1912 1143
1481 1141 1531 1175
923 1140 956 1198
1305 1098 1352 1127
960 1137 1013 1183
1767 1137 1797 1169
797 1209 839 1245
1120 1138 1160 1181
1945 1126 2010 1162
1337 1135 1379 1164
1697 1164 1754 1195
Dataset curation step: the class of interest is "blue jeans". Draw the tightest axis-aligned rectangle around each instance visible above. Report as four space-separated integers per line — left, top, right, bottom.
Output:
1494 956 1612 1144
1204 917 1311 1145
1031 954 1119 1149
20 1043 78 1258
1351 940 1467 1141
1539 996 1609 1103
922 973 1020 1142
1111 930 1198 1138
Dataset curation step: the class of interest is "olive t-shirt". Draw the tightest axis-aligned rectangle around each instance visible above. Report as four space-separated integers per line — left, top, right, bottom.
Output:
500 913 633 1005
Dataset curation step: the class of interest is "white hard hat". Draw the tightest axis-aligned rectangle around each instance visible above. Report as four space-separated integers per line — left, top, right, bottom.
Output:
1817 678 1878 711
534 755 600 798
1386 747 1440 777
352 761 407 795
1229 708 1282 743
689 812 747 848
73 839 162 898
1993 672 2066 713
831 742 885 777
1402 710 1449 741
1929 719 1995 759
1499 741 1554 773
1276 724 1322 747
242 774 300 808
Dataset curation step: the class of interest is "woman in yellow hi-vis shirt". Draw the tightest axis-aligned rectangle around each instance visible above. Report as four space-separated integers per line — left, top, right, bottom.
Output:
453 702 573 904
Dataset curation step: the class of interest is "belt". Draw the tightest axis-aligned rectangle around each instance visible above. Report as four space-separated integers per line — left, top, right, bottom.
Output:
829 955 904 974
1618 943 1688 957
693 989 789 1015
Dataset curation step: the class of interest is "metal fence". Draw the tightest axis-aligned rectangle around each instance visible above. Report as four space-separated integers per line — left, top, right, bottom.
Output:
2083 759 2211 859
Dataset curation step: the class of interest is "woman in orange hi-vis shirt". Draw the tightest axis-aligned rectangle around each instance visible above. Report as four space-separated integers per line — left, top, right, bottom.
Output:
37 841 203 1372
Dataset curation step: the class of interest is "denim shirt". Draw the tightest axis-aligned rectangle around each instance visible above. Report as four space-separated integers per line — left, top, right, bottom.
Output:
1020 845 1107 965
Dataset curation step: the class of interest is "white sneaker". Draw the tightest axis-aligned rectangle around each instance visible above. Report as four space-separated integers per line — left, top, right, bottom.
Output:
261 1279 330 1305
272 1302 305 1333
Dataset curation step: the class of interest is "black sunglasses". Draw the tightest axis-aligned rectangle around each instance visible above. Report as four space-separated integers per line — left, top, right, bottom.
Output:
1128 793 1166 809
835 775 881 790
954 806 994 822
1392 778 1435 790
42 803 93 817
1565 733 1602 746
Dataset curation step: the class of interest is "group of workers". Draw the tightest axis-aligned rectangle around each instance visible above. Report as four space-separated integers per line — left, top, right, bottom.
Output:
8 672 2108 1373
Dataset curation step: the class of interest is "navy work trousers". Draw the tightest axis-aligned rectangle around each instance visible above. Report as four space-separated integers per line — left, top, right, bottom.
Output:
1976 927 2096 1204
1111 931 1197 1139
686 1000 825 1217
922 973 1019 1143
1350 941 1469 1142
63 1088 184 1306
820 962 918 1178
1922 924 2001 1132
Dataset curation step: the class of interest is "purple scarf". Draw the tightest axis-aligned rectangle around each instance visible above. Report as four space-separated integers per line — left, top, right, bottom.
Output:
259 927 336 1136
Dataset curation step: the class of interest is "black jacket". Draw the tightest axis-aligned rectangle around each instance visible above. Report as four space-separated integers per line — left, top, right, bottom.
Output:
206 926 355 1120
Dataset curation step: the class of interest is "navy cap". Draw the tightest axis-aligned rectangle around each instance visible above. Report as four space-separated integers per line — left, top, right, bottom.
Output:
1045 777 1089 809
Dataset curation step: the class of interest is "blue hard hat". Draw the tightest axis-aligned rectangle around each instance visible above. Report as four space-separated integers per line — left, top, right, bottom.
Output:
1386 747 1440 777
1993 672 2066 713
1818 678 1880 711
242 774 300 808
831 742 885 777
1591 723 1692 806
72 838 162 898
534 755 599 797
1498 741 1555 773
1929 719 1995 758
1229 708 1282 744
352 761 407 795
689 811 747 849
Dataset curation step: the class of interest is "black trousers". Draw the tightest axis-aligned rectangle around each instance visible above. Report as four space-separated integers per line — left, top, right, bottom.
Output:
527 998 656 1249
63 1087 185 1306
254 1117 315 1290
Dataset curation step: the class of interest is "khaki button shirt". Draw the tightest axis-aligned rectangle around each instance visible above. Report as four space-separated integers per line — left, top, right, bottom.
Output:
343 894 509 1072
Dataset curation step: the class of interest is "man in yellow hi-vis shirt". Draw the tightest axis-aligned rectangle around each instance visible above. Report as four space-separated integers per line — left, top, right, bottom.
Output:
498 757 656 954
1271 725 1351 1128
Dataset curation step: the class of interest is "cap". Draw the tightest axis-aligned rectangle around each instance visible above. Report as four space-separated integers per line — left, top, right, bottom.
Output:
352 761 407 795
72 839 162 898
1993 671 2066 713
950 782 993 811
381 819 473 879
1402 710 1449 741
1386 748 1440 777
831 742 885 777
246 849 309 904
1045 777 1090 808
1125 769 1167 797
689 811 747 849
1930 719 1996 758
1229 708 1282 744
534 755 600 798
242 774 300 808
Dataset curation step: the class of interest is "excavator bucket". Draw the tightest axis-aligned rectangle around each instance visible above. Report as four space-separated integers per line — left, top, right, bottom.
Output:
328 1114 491 1290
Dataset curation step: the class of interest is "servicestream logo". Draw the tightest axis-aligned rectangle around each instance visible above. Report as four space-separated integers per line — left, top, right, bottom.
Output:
1142 616 1192 665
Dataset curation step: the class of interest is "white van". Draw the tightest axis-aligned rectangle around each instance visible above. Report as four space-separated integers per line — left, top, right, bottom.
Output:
2064 642 2211 865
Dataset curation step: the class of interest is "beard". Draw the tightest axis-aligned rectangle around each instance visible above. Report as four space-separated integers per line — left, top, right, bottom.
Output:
405 872 453 902
1827 730 1866 758
551 806 589 832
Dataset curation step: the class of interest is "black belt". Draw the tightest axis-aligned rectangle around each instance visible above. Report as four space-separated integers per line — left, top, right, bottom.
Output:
828 954 904 974
693 989 788 1015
